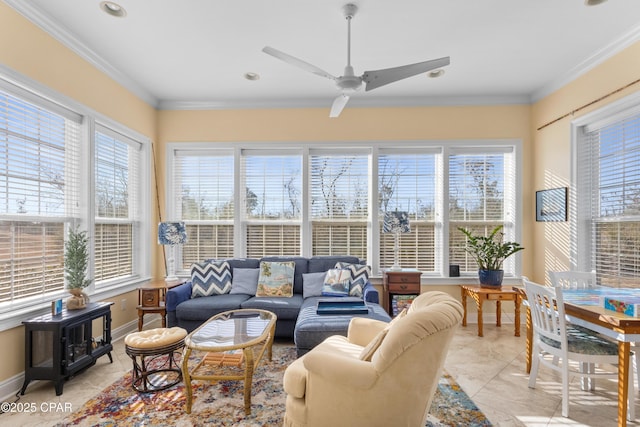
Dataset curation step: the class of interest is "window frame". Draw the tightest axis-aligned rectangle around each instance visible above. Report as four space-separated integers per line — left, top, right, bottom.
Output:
571 91 640 281
167 140 522 280
0 67 151 331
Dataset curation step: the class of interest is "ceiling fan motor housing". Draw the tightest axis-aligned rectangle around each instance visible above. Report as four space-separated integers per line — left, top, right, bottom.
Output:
337 65 362 91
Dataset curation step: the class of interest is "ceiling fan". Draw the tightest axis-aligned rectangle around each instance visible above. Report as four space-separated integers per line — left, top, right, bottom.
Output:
262 3 450 118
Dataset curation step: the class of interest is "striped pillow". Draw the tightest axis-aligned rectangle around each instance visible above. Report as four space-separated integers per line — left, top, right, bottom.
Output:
191 261 232 298
335 262 371 297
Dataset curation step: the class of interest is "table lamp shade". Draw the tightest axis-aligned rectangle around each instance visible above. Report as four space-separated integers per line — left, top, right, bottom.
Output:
383 211 411 234
158 222 188 246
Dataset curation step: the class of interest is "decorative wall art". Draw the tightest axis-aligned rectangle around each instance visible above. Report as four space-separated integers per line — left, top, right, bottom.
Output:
536 187 568 222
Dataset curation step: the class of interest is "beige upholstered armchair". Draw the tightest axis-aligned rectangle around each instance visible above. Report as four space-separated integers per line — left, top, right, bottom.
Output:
283 291 463 427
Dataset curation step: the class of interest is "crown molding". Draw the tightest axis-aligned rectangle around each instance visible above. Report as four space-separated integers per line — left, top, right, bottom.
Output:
531 23 640 103
157 94 530 111
3 0 158 107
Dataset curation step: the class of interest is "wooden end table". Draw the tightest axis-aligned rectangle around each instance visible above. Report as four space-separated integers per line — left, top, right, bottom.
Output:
137 279 186 330
460 284 521 337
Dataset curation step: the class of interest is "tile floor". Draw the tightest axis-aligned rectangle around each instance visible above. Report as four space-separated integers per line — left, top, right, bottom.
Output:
1 317 637 426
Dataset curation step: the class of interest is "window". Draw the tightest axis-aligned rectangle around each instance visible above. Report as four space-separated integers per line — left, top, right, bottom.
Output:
94 125 141 284
242 151 301 257
173 150 235 267
0 73 150 327
449 149 516 274
576 100 640 287
0 86 80 306
310 151 369 259
378 150 436 271
169 141 521 277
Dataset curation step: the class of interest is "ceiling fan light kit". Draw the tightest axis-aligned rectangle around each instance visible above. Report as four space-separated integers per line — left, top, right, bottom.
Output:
262 3 450 118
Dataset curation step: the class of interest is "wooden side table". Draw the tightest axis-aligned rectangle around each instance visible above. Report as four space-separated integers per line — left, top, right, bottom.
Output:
137 279 186 330
460 284 521 337
382 269 422 316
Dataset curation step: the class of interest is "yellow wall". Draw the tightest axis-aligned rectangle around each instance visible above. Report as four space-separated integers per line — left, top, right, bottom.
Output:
0 3 157 384
156 105 534 277
531 42 640 284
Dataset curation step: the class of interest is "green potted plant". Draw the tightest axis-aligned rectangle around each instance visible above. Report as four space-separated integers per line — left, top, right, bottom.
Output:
65 225 92 309
458 225 524 287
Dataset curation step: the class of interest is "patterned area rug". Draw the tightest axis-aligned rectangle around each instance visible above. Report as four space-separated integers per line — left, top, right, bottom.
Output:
56 345 491 427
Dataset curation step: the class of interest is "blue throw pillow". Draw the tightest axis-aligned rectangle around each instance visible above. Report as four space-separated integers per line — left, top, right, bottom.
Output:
335 262 371 297
191 261 232 298
322 268 351 297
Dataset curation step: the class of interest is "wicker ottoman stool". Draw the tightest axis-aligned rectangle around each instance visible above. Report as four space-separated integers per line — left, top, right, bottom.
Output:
124 326 187 392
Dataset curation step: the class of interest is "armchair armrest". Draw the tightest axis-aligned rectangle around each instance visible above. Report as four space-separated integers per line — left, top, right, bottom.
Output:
304 351 378 389
166 282 192 312
347 317 389 346
362 281 379 303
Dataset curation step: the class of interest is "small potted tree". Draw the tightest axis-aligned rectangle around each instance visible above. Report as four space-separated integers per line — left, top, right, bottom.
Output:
458 225 524 287
65 225 92 309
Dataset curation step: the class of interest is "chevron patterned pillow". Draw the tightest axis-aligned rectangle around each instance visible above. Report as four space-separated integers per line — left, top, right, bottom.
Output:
190 261 232 298
335 262 371 297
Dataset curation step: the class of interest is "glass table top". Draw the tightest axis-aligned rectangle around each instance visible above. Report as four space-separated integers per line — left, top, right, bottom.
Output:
185 309 276 350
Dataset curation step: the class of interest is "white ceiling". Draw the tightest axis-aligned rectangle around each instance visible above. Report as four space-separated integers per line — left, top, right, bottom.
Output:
6 0 640 113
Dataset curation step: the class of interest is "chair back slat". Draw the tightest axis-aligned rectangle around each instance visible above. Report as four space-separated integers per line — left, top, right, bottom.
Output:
523 277 567 350
549 271 597 289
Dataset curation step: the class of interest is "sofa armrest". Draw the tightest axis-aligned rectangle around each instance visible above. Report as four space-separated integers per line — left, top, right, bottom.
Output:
363 281 379 303
304 350 378 389
347 317 389 346
166 282 192 312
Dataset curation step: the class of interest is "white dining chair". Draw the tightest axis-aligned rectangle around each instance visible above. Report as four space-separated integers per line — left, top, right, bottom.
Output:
550 270 640 392
549 270 597 290
524 277 635 419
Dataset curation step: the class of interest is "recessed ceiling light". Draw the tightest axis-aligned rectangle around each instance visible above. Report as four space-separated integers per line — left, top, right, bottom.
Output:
428 69 445 78
585 0 608 5
244 72 260 81
100 1 127 17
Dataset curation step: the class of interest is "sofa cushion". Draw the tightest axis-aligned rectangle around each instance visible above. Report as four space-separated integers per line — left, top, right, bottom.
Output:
321 268 351 297
256 261 295 297
191 261 232 297
302 272 325 298
335 262 371 297
260 256 309 294
230 268 260 295
176 294 251 321
240 294 304 320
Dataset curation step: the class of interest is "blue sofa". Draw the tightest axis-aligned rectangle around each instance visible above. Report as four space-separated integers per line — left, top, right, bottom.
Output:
166 255 381 338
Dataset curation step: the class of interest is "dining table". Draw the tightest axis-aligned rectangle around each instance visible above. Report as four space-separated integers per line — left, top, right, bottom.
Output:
516 286 640 427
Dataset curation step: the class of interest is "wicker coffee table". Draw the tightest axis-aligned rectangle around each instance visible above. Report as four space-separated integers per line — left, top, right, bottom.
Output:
181 309 277 415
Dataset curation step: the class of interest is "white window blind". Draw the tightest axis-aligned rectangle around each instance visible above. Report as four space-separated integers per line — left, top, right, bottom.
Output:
242 151 301 257
378 151 436 271
94 125 140 284
174 150 235 266
0 88 81 305
310 151 368 258
582 114 640 287
449 150 516 274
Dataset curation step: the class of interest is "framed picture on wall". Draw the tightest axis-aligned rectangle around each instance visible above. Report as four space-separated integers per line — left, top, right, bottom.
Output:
536 187 568 222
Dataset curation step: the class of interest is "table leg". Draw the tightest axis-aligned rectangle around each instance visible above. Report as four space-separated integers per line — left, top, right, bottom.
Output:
525 306 532 374
461 288 468 327
475 296 484 337
161 312 166 328
182 347 193 414
243 347 255 415
514 295 521 337
617 341 631 427
496 300 502 327
137 312 144 331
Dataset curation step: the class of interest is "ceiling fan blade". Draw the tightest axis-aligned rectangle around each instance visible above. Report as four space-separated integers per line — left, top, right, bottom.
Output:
362 57 450 92
262 46 336 80
330 94 350 118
